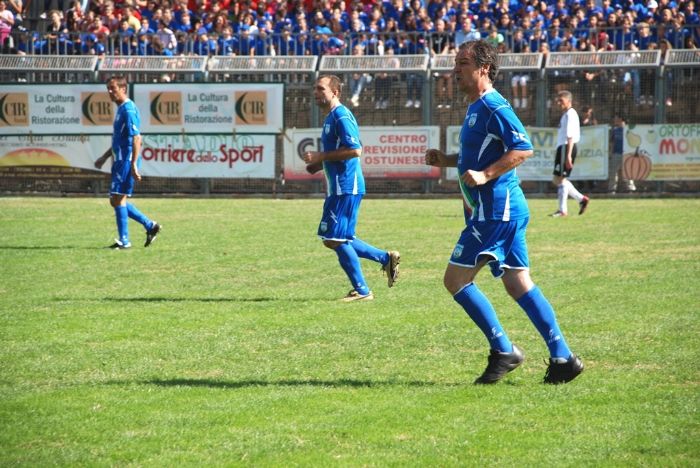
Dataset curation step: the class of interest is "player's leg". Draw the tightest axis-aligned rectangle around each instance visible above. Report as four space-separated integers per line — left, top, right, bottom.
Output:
551 145 568 216
448 258 524 384
446 223 515 355
109 162 133 248
109 193 130 248
500 220 583 383
349 237 401 288
319 195 372 300
125 202 161 246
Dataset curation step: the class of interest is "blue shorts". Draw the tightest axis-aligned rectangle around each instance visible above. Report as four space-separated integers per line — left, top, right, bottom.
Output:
317 194 362 241
449 218 530 278
110 160 136 196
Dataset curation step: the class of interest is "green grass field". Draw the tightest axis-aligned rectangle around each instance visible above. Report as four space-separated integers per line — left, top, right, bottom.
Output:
1 197 698 466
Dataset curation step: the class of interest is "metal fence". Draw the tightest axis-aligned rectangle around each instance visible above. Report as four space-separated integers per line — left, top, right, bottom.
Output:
1 50 699 196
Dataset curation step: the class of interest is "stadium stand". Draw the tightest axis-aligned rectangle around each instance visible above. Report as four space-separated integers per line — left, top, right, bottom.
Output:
1 0 699 195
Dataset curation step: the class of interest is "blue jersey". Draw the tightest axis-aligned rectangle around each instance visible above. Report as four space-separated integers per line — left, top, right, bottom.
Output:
458 89 532 222
320 104 365 196
112 99 140 162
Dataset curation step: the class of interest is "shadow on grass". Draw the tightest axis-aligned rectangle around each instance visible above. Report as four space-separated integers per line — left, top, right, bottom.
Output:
133 377 460 389
92 296 317 303
0 245 105 250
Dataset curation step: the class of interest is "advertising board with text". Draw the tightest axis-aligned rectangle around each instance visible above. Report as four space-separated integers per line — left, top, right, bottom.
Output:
623 124 700 180
0 134 275 178
133 83 283 134
445 125 609 181
283 126 440 180
0 85 114 135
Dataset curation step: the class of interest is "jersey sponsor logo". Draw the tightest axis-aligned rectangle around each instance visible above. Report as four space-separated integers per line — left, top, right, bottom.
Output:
81 92 113 126
0 93 29 127
234 91 267 125
468 113 477 127
150 92 182 125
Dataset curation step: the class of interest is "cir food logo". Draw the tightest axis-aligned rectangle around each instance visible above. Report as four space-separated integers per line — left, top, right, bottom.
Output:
81 92 114 126
150 92 182 125
235 91 266 125
0 93 29 127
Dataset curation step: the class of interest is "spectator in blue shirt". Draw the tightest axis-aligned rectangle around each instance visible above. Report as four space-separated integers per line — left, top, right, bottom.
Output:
218 26 236 55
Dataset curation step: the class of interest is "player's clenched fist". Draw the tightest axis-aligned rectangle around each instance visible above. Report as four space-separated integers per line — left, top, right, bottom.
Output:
425 149 446 167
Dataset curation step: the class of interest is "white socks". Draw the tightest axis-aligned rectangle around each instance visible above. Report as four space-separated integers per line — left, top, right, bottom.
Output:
557 183 568 213
564 179 584 202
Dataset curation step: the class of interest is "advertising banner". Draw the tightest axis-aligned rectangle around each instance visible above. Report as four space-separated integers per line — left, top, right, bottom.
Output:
283 126 441 180
0 85 114 135
623 124 700 180
446 125 609 181
140 134 275 178
133 83 284 134
0 134 275 178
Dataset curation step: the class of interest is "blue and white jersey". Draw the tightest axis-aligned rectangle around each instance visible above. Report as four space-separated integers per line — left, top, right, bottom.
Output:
320 104 365 196
112 99 141 162
458 88 532 222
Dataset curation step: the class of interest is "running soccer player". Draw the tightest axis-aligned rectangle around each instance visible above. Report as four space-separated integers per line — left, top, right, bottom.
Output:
302 74 400 301
96 75 160 249
424 40 583 384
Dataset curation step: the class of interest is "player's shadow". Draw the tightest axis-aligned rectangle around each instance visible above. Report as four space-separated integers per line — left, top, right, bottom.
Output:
0 245 105 250
98 296 315 303
135 377 457 389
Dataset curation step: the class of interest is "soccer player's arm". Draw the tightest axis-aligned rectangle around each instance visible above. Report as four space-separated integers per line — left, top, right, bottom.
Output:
94 148 112 169
128 108 142 181
303 117 362 168
131 134 142 181
425 149 458 167
463 108 533 186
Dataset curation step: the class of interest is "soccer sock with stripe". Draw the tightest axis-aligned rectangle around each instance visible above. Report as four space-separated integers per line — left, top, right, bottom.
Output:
516 286 572 359
335 242 371 296
557 183 568 213
453 283 513 353
114 205 129 245
350 238 389 265
126 203 153 230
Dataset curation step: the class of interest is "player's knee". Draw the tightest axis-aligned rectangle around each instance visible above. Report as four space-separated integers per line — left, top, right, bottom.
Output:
323 239 342 250
443 272 463 296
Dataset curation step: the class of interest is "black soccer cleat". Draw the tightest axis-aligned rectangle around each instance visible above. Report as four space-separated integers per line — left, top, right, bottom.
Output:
543 354 584 384
474 344 525 384
144 222 161 247
109 239 132 250
578 196 590 215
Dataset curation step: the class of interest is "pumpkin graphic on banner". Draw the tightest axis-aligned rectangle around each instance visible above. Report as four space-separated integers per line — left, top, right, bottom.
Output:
623 130 652 181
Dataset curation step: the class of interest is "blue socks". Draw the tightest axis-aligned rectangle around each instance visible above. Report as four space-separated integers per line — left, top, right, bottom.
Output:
335 242 370 296
351 238 389 265
114 205 129 245
126 203 153 229
517 286 572 359
454 283 513 353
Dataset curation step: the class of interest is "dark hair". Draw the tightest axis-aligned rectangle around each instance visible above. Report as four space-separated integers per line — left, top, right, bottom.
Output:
107 75 128 89
318 74 343 95
459 39 499 82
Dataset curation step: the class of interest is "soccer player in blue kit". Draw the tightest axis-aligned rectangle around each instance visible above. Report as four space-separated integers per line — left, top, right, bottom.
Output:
424 41 583 384
95 76 160 249
302 75 400 301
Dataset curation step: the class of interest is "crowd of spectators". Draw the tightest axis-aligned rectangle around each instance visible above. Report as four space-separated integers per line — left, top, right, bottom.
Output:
1 0 698 57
